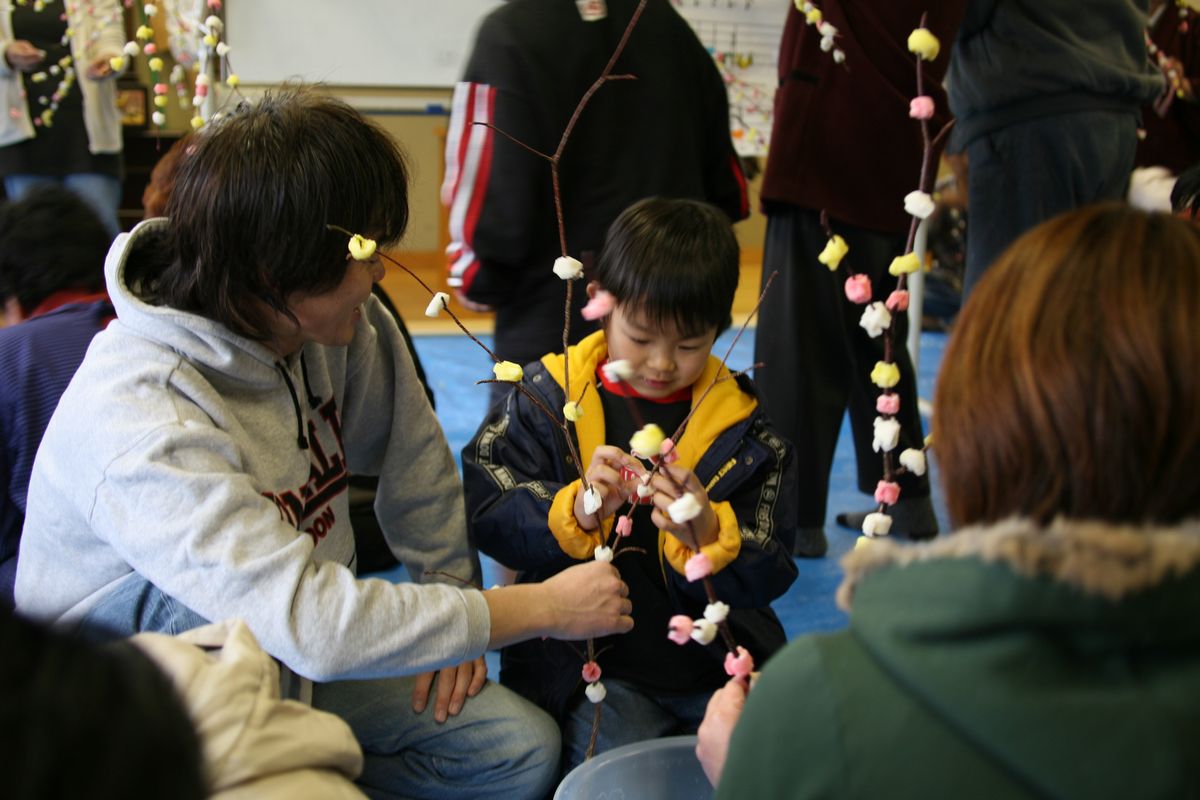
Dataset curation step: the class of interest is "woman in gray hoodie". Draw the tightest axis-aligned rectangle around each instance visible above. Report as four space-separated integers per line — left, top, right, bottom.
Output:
15 88 633 800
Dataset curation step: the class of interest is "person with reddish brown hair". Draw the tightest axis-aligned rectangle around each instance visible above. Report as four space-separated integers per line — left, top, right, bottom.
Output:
141 135 193 220
934 204 1200 528
697 203 1200 797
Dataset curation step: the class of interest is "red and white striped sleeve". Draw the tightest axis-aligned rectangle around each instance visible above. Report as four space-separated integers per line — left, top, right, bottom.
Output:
442 81 497 293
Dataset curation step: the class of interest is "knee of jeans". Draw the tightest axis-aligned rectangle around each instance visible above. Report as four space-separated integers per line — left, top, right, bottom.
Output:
513 707 562 795
476 698 561 795
138 586 209 635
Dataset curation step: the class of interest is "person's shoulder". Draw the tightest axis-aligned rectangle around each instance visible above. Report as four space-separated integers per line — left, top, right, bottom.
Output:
0 307 101 373
481 0 570 35
519 358 563 402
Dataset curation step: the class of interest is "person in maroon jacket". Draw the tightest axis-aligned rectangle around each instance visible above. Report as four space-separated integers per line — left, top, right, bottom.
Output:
442 0 748 406
754 2 966 555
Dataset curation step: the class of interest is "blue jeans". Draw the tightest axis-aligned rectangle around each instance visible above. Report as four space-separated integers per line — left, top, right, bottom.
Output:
82 575 561 800
561 677 711 774
5 173 122 238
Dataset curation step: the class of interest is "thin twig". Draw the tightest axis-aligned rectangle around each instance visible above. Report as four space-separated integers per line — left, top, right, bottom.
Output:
585 703 603 760
476 381 590 489
880 14 947 486
327 224 505 363
470 121 554 162
563 279 575 431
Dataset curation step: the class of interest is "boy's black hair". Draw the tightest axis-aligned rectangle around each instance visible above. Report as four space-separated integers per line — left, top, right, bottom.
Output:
0 184 109 314
593 196 739 337
0 609 207 799
1170 160 1200 218
131 86 410 342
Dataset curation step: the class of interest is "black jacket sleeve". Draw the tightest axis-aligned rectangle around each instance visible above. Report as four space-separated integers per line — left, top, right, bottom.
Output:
461 374 582 574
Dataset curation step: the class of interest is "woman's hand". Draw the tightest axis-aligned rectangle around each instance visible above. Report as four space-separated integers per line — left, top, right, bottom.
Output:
5 41 45 72
483 560 633 649
538 560 633 638
85 56 115 80
696 677 748 786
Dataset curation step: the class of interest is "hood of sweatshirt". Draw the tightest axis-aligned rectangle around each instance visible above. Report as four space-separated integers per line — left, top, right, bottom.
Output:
133 620 366 798
108 220 299 392
838 517 1200 798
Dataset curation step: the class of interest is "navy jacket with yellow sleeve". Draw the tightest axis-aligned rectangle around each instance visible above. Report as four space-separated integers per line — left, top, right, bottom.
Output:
462 331 798 718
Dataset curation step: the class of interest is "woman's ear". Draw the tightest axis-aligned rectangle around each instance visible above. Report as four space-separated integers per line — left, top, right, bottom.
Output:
586 280 601 300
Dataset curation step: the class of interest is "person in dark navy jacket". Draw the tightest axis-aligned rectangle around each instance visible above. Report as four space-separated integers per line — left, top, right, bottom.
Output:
462 197 797 775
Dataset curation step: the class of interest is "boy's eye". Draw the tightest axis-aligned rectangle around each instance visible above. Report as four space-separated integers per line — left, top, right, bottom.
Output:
629 337 650 345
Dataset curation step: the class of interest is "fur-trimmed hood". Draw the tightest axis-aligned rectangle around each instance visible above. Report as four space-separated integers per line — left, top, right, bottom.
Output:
838 516 1200 609
830 516 1200 799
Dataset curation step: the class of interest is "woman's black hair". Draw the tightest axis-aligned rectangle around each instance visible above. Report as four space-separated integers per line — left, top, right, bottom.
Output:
0 184 109 314
593 197 739 337
130 86 411 341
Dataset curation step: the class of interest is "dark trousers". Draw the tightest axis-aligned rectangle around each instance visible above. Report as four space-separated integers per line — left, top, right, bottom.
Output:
753 206 930 528
963 110 1138 299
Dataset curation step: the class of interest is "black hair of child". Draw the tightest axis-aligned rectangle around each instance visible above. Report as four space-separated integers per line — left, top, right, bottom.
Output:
1171 160 1200 218
593 196 740 338
0 184 110 315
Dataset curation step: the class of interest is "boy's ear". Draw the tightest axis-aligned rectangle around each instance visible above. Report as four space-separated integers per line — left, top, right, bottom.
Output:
585 280 602 300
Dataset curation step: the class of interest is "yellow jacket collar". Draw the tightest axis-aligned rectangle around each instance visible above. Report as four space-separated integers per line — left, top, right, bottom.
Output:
540 330 757 471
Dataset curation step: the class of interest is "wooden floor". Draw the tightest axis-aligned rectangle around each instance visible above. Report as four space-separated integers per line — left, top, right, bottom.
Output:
379 251 765 335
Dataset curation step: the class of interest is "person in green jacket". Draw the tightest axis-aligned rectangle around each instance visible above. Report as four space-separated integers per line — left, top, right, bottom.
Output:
697 203 1200 798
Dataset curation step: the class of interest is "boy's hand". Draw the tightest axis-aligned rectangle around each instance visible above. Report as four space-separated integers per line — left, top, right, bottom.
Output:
648 463 719 548
574 445 645 530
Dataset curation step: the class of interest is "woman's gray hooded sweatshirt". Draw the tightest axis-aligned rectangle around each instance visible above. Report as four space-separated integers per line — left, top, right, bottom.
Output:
15 219 491 682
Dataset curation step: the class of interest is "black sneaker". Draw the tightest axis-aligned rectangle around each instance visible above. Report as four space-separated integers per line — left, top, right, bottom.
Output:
835 497 939 541
793 526 828 558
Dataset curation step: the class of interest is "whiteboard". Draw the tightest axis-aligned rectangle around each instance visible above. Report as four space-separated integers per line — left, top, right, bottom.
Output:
225 0 503 88
672 0 787 157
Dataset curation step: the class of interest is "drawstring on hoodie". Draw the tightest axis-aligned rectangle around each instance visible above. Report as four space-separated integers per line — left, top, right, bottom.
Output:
276 361 309 450
299 353 321 409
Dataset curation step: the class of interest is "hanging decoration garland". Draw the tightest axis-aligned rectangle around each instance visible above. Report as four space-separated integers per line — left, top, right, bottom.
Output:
8 0 97 129
108 0 235 132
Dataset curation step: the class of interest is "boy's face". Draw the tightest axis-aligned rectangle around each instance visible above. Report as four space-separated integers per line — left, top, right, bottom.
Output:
275 256 385 354
605 303 716 399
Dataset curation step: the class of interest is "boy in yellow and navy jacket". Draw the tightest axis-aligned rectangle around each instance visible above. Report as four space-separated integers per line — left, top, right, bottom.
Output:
462 197 798 773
